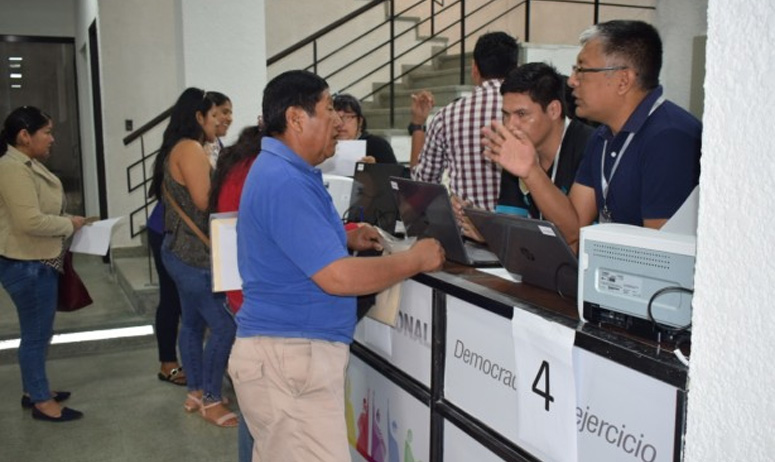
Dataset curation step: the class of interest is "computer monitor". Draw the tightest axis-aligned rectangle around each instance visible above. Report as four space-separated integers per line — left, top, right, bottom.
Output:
346 162 409 234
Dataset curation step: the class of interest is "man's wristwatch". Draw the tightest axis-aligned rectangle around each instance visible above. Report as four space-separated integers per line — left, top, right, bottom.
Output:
407 123 426 136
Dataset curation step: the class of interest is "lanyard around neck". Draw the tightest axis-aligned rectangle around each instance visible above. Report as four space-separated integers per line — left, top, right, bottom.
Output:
521 118 570 220
600 96 665 205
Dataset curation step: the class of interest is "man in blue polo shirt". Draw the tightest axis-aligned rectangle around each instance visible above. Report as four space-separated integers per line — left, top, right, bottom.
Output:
229 70 444 462
482 20 701 251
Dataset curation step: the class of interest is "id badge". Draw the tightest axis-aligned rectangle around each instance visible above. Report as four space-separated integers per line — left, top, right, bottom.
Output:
599 206 612 223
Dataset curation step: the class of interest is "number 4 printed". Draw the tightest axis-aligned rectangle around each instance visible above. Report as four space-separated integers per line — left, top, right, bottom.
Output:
532 360 555 411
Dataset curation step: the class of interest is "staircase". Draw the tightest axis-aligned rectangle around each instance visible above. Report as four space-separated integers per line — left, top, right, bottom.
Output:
363 49 475 132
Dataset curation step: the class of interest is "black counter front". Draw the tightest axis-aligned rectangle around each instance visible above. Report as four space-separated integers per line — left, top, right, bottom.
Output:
345 263 688 462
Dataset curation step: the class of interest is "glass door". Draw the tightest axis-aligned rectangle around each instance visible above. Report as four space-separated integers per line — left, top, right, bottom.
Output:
1 36 84 216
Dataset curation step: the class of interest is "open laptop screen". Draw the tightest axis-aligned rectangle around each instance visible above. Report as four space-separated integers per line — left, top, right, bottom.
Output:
392 178 499 266
345 162 408 234
466 208 578 297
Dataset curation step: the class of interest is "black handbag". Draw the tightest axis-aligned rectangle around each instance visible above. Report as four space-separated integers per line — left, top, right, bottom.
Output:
57 251 93 312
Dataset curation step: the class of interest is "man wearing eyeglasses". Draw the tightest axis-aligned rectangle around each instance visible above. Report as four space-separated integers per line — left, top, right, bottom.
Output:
482 20 702 252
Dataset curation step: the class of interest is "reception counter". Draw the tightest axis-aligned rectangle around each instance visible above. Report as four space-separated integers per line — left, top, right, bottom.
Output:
345 263 689 462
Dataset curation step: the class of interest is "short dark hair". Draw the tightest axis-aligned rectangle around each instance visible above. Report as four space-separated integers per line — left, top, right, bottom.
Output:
501 63 567 117
333 93 367 132
0 106 52 157
580 20 662 90
262 70 329 136
473 32 520 80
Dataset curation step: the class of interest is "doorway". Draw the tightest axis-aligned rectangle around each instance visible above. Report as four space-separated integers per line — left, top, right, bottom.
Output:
0 35 84 216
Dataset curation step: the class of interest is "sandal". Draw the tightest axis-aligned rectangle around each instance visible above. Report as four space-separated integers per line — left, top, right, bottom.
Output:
183 393 202 413
158 367 187 386
200 401 239 428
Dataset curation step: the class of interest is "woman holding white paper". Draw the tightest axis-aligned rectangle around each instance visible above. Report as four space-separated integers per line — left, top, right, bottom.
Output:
0 106 86 422
334 93 397 164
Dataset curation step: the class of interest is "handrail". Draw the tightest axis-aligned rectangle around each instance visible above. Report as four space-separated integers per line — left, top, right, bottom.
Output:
123 107 171 146
120 0 655 287
267 0 388 66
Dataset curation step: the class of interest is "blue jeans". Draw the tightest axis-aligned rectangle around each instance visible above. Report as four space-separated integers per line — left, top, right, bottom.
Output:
160 239 235 401
0 257 58 403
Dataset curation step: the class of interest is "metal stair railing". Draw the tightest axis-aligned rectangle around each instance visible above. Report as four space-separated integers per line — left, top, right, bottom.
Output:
122 0 655 283
267 0 655 129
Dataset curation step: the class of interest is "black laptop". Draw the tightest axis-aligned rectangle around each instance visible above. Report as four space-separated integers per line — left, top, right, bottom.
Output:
465 208 578 297
345 162 409 235
390 178 499 267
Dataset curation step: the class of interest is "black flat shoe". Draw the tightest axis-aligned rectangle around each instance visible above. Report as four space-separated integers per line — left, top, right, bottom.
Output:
31 406 83 422
21 391 71 409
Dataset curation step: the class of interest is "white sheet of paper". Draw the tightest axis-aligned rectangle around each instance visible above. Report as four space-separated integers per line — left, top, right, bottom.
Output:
512 308 577 462
478 266 522 283
210 213 242 292
318 140 366 176
661 185 699 236
363 316 392 356
69 217 123 255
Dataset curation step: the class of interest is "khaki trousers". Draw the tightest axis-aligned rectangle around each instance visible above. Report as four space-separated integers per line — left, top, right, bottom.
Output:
229 336 351 462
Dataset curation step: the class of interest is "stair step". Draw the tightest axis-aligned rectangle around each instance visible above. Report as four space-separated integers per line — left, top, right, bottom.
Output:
366 84 473 109
435 51 474 71
406 66 474 88
362 106 452 131
113 255 159 316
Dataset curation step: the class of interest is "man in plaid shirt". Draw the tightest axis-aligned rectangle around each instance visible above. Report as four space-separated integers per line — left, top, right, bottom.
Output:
412 32 519 210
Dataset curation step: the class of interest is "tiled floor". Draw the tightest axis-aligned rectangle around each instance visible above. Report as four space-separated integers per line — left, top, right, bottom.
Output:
0 254 240 461
0 254 151 341
0 342 240 462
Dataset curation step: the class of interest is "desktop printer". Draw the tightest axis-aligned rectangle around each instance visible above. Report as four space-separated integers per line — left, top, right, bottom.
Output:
577 223 696 338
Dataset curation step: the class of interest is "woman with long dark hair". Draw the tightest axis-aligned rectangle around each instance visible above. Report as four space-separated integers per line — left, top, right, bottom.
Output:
149 88 237 428
0 106 86 422
146 92 230 388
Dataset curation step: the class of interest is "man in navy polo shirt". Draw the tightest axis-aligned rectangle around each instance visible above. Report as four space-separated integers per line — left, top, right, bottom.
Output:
229 70 444 462
482 20 701 252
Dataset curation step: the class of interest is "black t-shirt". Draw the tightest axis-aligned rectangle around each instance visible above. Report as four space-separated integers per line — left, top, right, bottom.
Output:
361 132 397 164
497 119 594 217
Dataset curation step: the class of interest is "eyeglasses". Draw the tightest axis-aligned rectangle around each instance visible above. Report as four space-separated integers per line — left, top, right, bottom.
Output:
338 113 359 123
571 65 628 76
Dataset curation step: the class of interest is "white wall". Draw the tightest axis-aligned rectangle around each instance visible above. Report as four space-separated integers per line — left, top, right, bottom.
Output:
654 0 708 114
175 0 266 147
684 1 775 461
86 0 266 247
74 0 99 217
0 0 76 37
96 0 180 246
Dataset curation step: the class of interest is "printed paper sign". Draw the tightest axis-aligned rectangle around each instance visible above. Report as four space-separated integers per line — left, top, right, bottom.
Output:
512 309 577 462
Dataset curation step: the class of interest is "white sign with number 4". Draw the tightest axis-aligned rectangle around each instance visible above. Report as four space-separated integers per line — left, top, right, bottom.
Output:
512 309 577 462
